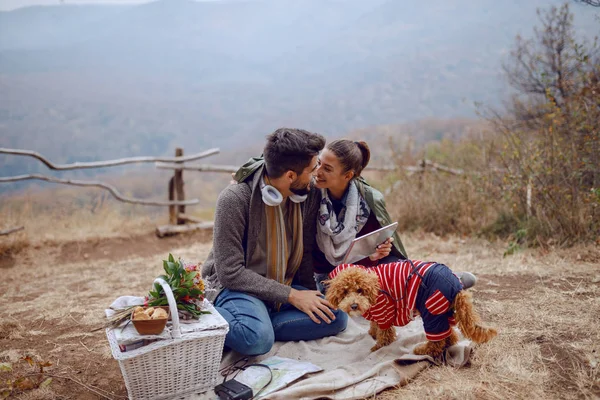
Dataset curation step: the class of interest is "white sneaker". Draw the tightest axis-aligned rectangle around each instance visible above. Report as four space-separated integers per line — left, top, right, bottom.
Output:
456 271 477 289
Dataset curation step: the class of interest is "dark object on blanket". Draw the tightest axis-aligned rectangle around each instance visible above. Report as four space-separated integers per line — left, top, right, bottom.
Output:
214 379 253 400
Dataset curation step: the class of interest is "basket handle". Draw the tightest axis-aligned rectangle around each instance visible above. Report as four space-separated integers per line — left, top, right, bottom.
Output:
153 278 182 339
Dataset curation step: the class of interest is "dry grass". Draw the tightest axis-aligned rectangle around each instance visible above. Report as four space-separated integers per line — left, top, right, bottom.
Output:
383 275 599 400
0 236 213 399
382 170 502 238
0 230 29 256
1 180 599 399
0 184 217 246
1 224 599 399
374 233 600 400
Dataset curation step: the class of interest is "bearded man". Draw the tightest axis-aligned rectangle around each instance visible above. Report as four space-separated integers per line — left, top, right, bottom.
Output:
202 128 347 356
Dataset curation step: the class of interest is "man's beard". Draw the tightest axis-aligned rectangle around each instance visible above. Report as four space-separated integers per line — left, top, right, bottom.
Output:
290 179 310 196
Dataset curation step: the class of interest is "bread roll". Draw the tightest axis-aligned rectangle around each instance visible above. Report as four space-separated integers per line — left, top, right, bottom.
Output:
133 306 145 315
134 312 150 320
152 308 168 319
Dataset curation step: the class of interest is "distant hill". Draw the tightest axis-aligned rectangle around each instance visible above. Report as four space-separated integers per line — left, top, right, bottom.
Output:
0 0 597 180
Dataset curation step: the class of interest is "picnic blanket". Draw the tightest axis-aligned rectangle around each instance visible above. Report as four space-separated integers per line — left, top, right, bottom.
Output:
196 316 473 399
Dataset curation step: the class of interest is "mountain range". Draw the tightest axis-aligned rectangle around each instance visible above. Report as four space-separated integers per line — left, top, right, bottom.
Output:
0 0 597 181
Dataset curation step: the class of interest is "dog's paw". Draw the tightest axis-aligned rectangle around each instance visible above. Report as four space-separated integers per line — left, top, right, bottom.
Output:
413 343 429 356
413 340 446 358
370 343 383 352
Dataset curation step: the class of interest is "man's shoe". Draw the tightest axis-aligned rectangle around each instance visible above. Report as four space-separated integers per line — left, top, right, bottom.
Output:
456 271 477 289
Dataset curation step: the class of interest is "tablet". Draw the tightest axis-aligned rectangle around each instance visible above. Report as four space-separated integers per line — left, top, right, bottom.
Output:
342 222 398 264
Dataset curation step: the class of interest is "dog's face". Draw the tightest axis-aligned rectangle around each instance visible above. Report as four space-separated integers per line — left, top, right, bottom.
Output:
324 267 380 316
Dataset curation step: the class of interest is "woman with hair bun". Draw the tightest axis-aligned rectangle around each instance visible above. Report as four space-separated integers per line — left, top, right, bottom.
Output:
312 139 408 293
312 139 476 294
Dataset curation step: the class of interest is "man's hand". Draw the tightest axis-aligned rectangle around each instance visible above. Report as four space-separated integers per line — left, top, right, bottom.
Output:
369 237 394 261
288 288 336 324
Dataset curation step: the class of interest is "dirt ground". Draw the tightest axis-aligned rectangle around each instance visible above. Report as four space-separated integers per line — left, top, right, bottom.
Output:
1 230 598 400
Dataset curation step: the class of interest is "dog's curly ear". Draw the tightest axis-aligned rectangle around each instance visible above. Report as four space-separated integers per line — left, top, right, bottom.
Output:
364 272 380 304
323 278 340 307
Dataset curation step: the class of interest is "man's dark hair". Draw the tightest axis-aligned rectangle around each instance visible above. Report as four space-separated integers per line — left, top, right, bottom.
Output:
263 128 326 178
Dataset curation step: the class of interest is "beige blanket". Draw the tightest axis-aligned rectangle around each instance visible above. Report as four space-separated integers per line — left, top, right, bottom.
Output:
209 316 472 400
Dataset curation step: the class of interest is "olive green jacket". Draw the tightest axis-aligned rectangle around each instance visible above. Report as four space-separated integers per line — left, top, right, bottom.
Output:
234 157 408 260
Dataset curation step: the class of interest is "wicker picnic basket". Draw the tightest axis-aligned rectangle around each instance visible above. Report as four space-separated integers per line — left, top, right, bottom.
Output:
106 278 229 400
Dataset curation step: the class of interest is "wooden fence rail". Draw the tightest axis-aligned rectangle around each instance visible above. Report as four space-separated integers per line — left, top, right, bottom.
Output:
0 147 224 206
0 147 219 170
0 174 197 206
1 145 474 237
156 163 239 173
0 146 229 236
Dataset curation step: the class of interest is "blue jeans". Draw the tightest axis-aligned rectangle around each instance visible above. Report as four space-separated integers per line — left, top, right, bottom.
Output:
214 286 348 356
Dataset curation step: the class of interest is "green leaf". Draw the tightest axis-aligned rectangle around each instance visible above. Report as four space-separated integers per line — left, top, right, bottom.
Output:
166 262 179 275
168 253 175 263
149 298 168 306
0 363 11 372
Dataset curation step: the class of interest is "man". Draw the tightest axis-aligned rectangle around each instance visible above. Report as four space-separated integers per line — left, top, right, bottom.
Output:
202 128 347 356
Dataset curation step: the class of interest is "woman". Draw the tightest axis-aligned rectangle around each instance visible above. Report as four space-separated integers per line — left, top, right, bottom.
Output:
312 139 406 292
312 139 475 293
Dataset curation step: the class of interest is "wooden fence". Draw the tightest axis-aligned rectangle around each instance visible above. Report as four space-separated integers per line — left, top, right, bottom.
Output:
0 146 468 237
0 146 223 237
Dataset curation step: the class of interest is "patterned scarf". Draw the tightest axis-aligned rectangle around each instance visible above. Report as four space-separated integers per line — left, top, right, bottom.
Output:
316 180 370 266
264 189 303 309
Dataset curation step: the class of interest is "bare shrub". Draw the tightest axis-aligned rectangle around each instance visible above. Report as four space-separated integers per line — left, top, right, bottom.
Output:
385 133 506 237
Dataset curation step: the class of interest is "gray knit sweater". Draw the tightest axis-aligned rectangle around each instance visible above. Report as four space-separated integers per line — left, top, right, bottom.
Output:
201 165 318 304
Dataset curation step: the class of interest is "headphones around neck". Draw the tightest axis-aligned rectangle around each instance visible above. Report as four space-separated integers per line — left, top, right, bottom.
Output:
261 175 307 206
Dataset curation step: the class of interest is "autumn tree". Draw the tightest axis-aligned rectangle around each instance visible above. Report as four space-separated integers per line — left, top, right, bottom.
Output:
491 3 599 244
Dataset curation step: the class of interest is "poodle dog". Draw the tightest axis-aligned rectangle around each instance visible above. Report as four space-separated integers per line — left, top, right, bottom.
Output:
324 261 497 357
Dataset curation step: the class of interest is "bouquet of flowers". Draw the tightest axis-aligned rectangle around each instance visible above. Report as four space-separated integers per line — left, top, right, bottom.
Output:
99 254 209 331
146 253 211 319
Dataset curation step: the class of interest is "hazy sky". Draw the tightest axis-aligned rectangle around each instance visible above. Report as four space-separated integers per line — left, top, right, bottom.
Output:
0 0 160 11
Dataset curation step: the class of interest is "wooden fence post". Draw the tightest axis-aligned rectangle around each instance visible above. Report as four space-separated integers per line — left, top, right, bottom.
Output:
168 148 185 225
175 148 185 225
168 177 176 224
418 159 426 189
